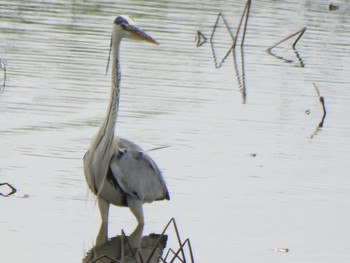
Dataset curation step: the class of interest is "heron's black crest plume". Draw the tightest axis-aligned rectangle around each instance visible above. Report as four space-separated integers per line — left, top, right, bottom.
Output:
114 16 129 25
105 36 112 76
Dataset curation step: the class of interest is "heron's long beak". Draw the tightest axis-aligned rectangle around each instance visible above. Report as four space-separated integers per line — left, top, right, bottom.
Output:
126 24 159 45
105 25 158 75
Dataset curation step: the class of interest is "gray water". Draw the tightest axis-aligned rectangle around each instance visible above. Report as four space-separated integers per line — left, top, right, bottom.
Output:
1 0 350 262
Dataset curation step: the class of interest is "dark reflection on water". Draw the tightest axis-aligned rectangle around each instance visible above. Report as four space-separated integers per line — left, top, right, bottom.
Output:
83 219 194 263
83 224 167 263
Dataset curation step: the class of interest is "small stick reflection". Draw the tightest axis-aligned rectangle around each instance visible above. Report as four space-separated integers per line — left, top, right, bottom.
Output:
233 46 247 104
232 0 251 49
0 59 6 93
267 27 306 67
0 183 17 197
208 0 251 103
310 82 327 139
230 0 251 103
210 12 235 69
196 30 207 47
271 248 290 253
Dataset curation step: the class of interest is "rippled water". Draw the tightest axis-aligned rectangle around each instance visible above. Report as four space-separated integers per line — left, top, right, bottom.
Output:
1 0 350 262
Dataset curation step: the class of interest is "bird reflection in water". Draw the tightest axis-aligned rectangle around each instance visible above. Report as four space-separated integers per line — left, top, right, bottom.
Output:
83 223 167 263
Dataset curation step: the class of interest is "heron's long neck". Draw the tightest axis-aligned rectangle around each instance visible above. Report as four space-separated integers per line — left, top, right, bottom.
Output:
96 39 121 153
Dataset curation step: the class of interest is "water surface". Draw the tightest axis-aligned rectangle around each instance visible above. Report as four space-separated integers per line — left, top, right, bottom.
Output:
1 0 350 262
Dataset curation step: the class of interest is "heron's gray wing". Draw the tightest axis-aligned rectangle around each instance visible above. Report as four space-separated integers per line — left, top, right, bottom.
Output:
109 138 170 203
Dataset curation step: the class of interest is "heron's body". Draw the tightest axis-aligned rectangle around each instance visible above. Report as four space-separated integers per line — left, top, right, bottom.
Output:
83 15 169 225
84 137 169 206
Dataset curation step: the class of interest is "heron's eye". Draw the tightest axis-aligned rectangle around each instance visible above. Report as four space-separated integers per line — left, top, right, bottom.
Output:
114 16 129 25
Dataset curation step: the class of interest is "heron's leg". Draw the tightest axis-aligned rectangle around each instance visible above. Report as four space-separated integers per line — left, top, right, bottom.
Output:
98 197 110 223
129 223 144 250
96 222 108 246
127 196 144 225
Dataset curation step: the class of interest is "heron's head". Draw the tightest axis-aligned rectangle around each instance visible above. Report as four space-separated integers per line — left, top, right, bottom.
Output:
112 15 158 45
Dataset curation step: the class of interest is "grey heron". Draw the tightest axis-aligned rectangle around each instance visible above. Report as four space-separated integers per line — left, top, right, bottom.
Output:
83 15 170 226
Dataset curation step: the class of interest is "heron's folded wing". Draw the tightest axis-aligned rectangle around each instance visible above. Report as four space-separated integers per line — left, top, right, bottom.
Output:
109 145 169 202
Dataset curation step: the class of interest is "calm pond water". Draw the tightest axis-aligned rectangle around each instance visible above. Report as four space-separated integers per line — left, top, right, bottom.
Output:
1 0 350 262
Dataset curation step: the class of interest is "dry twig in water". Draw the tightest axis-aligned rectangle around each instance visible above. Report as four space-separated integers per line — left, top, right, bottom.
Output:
0 183 17 197
267 27 306 67
0 60 6 93
196 30 207 47
210 12 234 68
310 82 327 139
210 0 251 69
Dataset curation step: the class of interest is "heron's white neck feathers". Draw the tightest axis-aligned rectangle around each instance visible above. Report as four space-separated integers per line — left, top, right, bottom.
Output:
87 33 122 191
